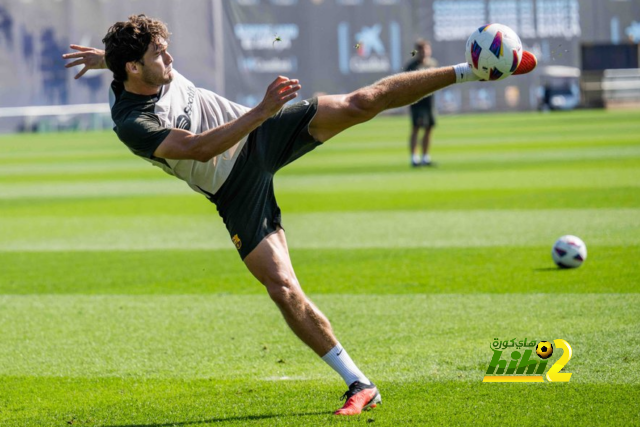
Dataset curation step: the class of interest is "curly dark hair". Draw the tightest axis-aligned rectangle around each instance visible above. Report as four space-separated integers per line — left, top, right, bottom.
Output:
102 14 170 82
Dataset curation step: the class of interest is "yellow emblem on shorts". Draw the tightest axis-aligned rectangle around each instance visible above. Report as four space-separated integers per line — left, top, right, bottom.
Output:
232 234 242 250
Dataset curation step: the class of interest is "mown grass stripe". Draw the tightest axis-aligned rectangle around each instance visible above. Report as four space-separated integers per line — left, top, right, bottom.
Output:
0 294 637 383
1 246 637 295
1 209 637 251
1 378 638 427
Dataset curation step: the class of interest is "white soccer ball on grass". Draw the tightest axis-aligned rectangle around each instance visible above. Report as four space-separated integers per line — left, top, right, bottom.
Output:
552 235 587 268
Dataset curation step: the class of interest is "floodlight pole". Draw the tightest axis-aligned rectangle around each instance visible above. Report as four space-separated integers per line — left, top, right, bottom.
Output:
211 0 225 97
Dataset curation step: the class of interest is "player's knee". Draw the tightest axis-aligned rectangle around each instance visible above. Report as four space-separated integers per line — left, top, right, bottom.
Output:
345 88 381 122
265 274 302 307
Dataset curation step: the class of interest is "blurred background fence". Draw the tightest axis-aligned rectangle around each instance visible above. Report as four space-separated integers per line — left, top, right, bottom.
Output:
0 0 638 133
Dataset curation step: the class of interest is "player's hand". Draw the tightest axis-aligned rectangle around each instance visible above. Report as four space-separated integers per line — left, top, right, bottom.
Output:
62 45 107 79
257 76 301 118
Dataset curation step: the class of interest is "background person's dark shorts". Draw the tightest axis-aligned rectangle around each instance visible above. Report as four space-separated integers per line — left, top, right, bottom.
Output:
210 98 321 260
410 95 436 128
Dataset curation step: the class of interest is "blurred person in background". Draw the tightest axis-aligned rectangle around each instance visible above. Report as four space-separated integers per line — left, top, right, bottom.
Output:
405 39 438 167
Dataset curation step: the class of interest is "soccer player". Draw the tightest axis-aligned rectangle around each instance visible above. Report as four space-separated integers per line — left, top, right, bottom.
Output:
405 39 438 167
63 15 536 415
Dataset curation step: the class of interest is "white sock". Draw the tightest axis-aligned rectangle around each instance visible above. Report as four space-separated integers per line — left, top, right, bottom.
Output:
321 343 371 386
422 154 431 163
453 63 481 83
412 154 420 164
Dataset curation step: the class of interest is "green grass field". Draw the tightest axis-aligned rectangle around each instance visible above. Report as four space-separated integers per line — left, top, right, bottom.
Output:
1 109 639 426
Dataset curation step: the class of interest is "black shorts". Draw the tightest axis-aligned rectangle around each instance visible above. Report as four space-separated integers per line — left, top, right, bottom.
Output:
210 98 321 259
410 96 436 128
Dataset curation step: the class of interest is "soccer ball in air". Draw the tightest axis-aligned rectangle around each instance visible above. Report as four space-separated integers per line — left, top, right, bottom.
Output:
552 235 587 268
465 23 523 81
536 341 554 359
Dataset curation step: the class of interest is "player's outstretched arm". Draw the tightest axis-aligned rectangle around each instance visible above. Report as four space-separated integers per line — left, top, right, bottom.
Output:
154 76 301 162
62 45 107 79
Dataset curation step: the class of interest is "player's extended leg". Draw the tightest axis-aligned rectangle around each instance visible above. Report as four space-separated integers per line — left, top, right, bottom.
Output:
244 228 381 415
309 51 537 143
310 66 456 143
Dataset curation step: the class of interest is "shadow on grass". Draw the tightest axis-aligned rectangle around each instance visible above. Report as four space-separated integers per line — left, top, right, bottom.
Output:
533 267 565 272
103 411 330 427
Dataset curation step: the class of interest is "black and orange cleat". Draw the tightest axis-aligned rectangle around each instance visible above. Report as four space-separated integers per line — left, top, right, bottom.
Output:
334 381 381 416
513 50 538 75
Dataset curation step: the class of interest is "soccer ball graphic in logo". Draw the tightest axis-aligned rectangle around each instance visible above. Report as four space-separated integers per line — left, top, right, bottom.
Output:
552 235 587 268
536 341 554 359
465 23 523 81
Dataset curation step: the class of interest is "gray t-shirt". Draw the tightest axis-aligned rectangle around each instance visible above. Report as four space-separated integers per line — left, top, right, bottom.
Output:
110 70 250 196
